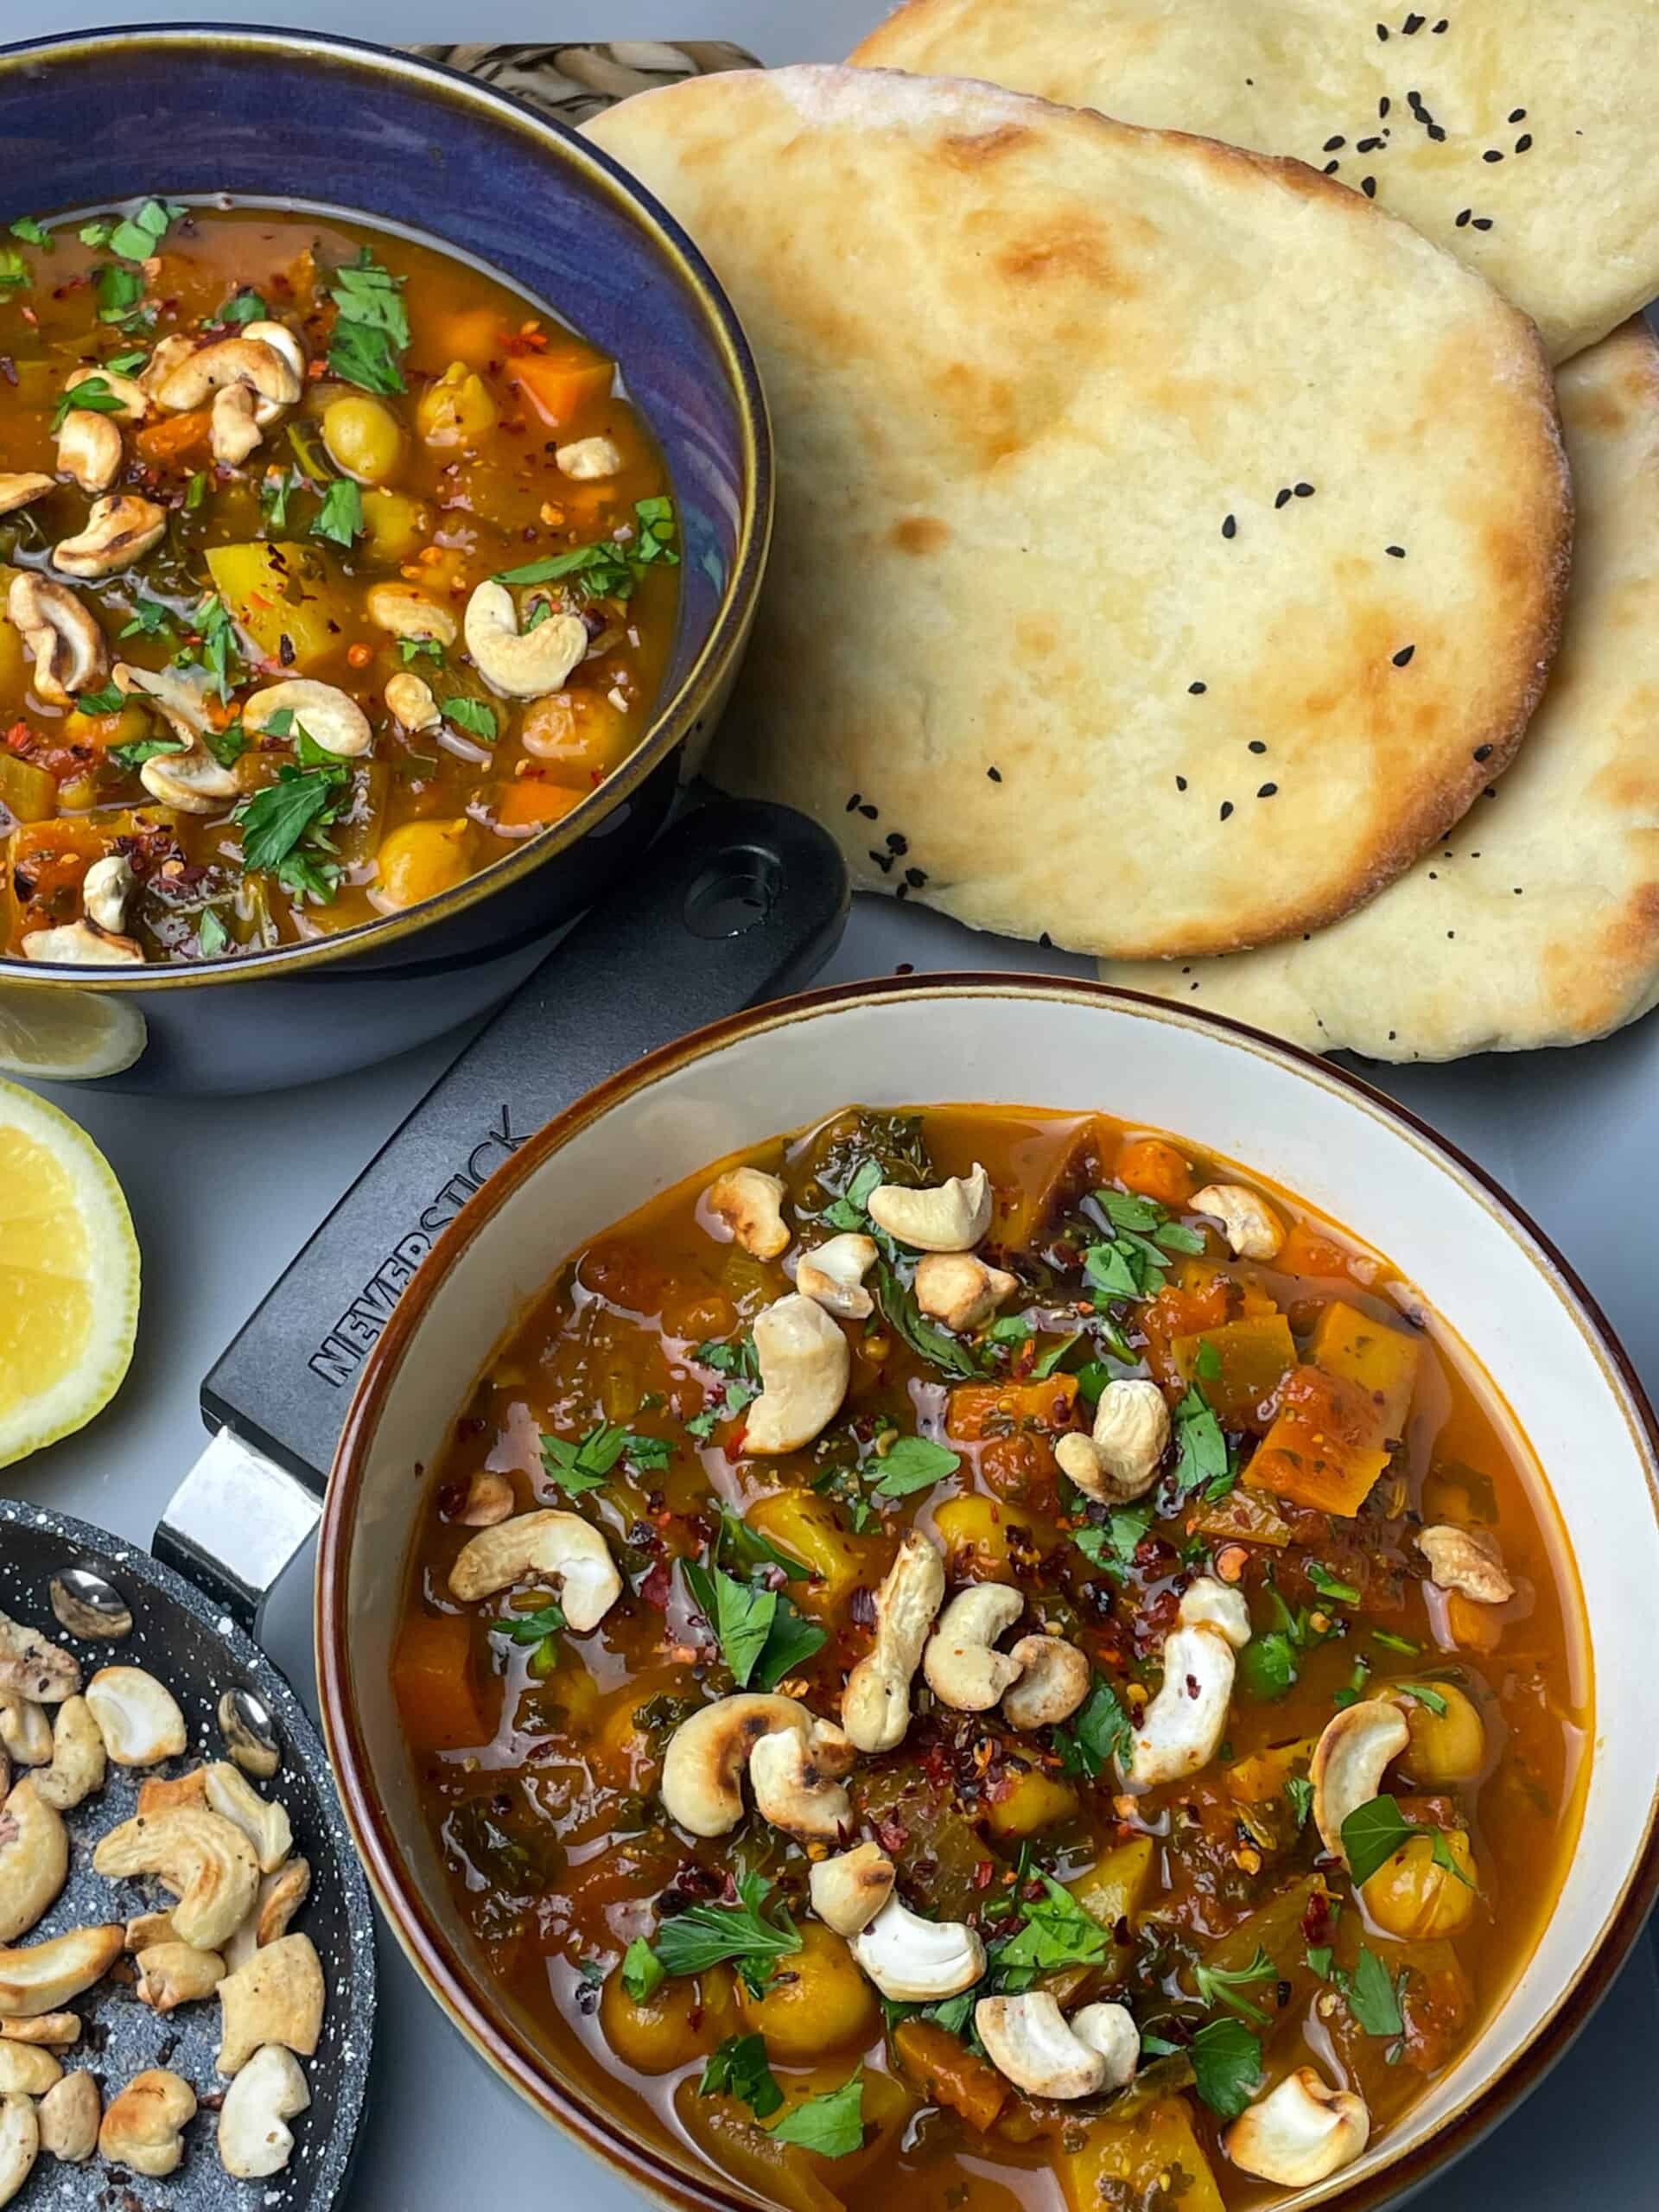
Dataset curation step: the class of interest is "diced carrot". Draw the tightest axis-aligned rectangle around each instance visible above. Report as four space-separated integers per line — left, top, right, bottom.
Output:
136 407 213 467
391 1611 498 1750
1172 1314 1295 1432
496 779 586 828
1116 1135 1196 1208
1308 1301 1421 1446
893 2019 1008 2133
946 1375 1078 1443
996 1114 1111 1249
1141 1263 1233 1387
1445 1592 1505 1653
1190 1486 1293 1548
1245 1364 1391 1516
1281 1219 1361 1281
505 347 615 429
432 306 507 369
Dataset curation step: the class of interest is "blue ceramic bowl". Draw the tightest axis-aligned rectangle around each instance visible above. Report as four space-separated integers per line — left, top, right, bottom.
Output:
0 25 770 1090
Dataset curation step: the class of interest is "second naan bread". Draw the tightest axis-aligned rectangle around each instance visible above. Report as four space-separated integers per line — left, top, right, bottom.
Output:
589 67 1568 958
1099 321 1659 1058
854 0 1659 364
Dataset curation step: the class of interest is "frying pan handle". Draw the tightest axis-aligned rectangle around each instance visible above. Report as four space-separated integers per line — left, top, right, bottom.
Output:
192 792 848 1509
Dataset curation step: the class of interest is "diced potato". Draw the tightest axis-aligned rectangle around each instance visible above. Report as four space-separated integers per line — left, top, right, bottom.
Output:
1066 1836 1154 1980
0 753 58 824
996 1114 1110 1249
1246 1364 1391 1516
947 1375 1078 1443
1189 1488 1293 1549
1309 1300 1421 1446
985 1765 1078 1840
1173 1314 1295 1432
205 540 344 672
893 2019 1007 2132
676 2086 845 2212
748 1490 867 1611
1057 2098 1224 2212
1225 1738 1317 1806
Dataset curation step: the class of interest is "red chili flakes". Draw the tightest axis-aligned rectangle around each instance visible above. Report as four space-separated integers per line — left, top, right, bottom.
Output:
639 1559 672 1611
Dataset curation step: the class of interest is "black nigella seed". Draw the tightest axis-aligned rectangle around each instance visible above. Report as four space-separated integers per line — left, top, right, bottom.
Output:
1361 176 1377 196
1189 681 1207 695
987 766 1002 782
1379 96 1391 116
1428 124 1446 141
1455 208 1471 226
895 880 910 900
845 792 861 812
1038 931 1052 949
1433 17 1448 29
1275 487 1292 509
1357 134 1383 151
1219 800 1235 821
1176 775 1188 791
1484 148 1503 162
1376 21 1389 38
1509 107 1527 123
1257 783 1278 798
1222 514 1237 538
1404 9 1424 27
1323 160 1341 174
1294 481 1314 498
1472 217 1494 230
905 867 926 888
1515 133 1532 152
859 802 878 820
1473 743 1493 761
1324 134 1345 151
1249 739 1268 753
1386 544 1406 556
886 831 908 854
1392 645 1416 666
868 849 893 874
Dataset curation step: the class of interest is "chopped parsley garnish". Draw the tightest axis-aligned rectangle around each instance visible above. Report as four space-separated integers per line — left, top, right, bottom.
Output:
399 636 444 667
1306 1945 1334 1980
989 1875 1111 1990
259 467 297 530
74 683 125 716
311 477 364 547
108 734 186 771
682 1555 826 1691
1400 1682 1449 1717
120 595 175 643
235 762 347 876
874 1260 978 1379
327 247 410 394
8 217 50 250
1371 1629 1423 1656
442 696 498 743
1082 1189 1206 1305
700 2033 783 2120
620 1939 664 2004
651 1870 801 1994
185 593 242 701
1344 1947 1407 2039
197 908 231 958
50 374 126 433
1339 1795 1475 1891
1171 1376 1232 1500
185 470 208 512
1285 1775 1315 1829
871 1434 960 1498
769 2073 864 2158
822 1158 882 1230
490 1599 566 1645
1237 1576 1322 1702
539 1421 667 1496
95 261 150 330
1306 1561 1363 1605
1192 1945 1277 2026
1189 2017 1263 2120
0 249 29 295
494 498 680 602
218 287 269 326
1052 1675 1134 1778
105 196 184 264
1071 1503 1153 1581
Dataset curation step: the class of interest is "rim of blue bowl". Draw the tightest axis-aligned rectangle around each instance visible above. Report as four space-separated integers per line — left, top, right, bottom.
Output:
0 22 772 989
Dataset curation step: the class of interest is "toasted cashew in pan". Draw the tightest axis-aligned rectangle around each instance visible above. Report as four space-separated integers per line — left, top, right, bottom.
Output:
215 1932 325 2075
0 2013 80 2049
0 2094 36 2207
0 1612 79 1707
659 1694 812 1836
1224 2067 1370 2187
53 493 167 580
810 1843 895 1936
93 1806 258 1950
448 1510 622 1631
0 1701 50 1768
1192 1183 1284 1261
86 1666 187 1767
747 1719 855 1840
136 1940 227 2014
219 2042 310 2179
0 1783 67 1943
913 1252 1017 1332
867 1165 992 1253
1001 1635 1091 1731
99 2068 197 2177
1417 1523 1515 1605
245 677 372 760
212 381 264 467
850 1896 984 2002
0 2044 60 2096
5 575 106 709
705 1165 790 1259
796 1232 879 1319
464 580 587 699
745 1293 850 1454
1056 1378 1170 1504
1310 1696 1412 1863
36 2070 99 2163
842 1529 946 1752
0 1925 124 2016
204 1761 291 1872
923 1583 1024 1713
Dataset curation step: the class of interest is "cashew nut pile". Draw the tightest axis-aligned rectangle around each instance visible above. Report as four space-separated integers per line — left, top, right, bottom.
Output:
0 1596 327 2195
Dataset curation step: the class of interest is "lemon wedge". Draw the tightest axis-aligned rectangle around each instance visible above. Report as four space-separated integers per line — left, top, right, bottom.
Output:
0 977 148 1083
0 1079 139 1469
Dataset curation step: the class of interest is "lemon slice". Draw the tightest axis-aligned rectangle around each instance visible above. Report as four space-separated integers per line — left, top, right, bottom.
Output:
0 978 148 1083
0 1079 140 1470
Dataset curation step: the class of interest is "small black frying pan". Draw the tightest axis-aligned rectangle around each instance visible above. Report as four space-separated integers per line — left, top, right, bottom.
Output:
0 1498 375 2209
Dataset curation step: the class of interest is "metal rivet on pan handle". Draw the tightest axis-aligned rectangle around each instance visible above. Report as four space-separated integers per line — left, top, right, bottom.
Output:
219 1684 283 1779
49 1567 133 1641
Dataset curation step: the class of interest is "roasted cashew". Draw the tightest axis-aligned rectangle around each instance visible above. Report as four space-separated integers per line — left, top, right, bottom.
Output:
204 1762 291 1872
914 1252 1017 1332
253 1857 310 1948
93 1805 259 1950
5 575 107 707
0 2094 36 2208
464 579 588 699
659 1693 812 1836
747 1718 855 1840
796 1233 878 1319
556 435 623 480
1417 1524 1514 1605
448 1510 622 1631
1056 1378 1170 1504
0 2044 60 2096
21 920 143 967
385 671 441 732
0 1783 67 1943
65 365 147 423
705 1165 790 1259
850 1896 984 2002
1310 1697 1411 1863
1127 1578 1250 1789
86 1665 187 1766
36 2070 99 2163
923 1584 1024 1712
143 750 238 813
976 1992 1139 2101
0 1701 50 1768
1225 2067 1370 2187
0 2014 81 2048
81 854 135 936
124 1911 176 1954
0 473 54 516
1001 1635 1090 1730
53 494 167 580
212 381 264 467
137 1769 207 1816
809 1843 894 1936
245 677 372 760
842 1530 946 1751
218 2042 309 2179
99 2068 196 2177
56 407 122 495
745 1293 850 1454
456 1470 515 1527
0 1613 79 1707
215 1932 325 2075
153 333 302 418
366 582 459 645
867 1165 992 1253
1192 1183 1284 1262
0 1926 124 2017
136 1939 226 2014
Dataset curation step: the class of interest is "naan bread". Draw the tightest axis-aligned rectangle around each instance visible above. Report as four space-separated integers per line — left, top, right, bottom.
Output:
854 0 1659 365
589 67 1569 957
1100 321 1659 1058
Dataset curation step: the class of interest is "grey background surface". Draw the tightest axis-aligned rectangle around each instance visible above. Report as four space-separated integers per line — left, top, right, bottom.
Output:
4 3 1657 2207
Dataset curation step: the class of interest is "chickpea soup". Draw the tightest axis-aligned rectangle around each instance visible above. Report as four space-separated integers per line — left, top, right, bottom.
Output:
393 1104 1586 2212
0 195 677 963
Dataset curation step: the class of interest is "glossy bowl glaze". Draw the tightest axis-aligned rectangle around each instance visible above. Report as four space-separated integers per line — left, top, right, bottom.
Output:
0 26 768 1090
317 975 1659 2212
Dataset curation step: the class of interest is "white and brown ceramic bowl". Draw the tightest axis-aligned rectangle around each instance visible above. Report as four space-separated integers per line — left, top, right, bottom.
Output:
316 976 1659 2211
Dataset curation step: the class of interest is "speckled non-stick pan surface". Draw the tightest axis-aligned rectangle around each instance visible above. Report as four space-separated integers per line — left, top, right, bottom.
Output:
0 1497 374 2209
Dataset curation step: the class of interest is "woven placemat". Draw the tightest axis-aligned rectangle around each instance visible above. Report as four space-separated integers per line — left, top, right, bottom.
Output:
409 39 760 124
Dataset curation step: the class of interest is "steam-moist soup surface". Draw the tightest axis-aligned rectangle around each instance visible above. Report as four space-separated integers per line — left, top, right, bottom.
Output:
394 1103 1586 2212
0 199 677 963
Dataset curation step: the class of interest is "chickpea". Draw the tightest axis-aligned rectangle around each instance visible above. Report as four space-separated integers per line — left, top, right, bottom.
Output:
361 489 431 563
1403 1683 1487 1786
416 360 499 449
322 394 405 485
734 1923 878 2062
601 1966 737 2075
1362 1828 1478 1940
373 818 474 911
521 689 634 786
